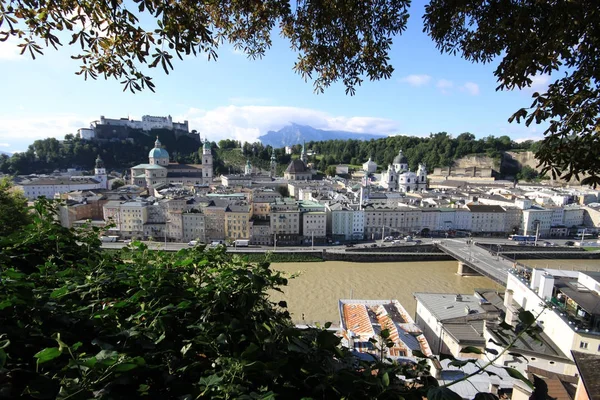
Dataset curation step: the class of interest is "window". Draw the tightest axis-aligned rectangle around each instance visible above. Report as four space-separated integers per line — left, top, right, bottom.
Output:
580 341 589 349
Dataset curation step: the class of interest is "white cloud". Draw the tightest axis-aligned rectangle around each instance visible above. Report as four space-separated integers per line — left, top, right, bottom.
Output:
523 74 551 93
0 36 23 61
399 74 432 87
0 114 94 149
177 105 398 143
461 82 480 95
0 106 397 150
436 79 454 94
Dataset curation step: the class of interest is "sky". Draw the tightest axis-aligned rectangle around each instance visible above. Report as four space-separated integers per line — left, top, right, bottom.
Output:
0 0 549 154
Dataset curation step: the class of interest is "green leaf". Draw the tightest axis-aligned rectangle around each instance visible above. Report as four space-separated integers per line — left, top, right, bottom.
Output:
199 374 223 388
484 347 499 355
382 371 390 387
115 363 138 372
181 343 192 356
0 338 10 349
412 350 427 358
460 346 483 354
380 329 390 339
518 310 535 326
241 343 259 359
508 352 529 362
71 342 82 351
0 300 12 310
439 353 455 361
34 347 62 364
449 359 470 368
324 321 332 329
50 286 69 298
0 349 6 368
427 387 463 400
503 367 533 389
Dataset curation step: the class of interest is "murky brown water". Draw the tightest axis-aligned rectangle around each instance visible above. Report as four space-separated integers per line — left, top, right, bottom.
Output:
270 261 503 326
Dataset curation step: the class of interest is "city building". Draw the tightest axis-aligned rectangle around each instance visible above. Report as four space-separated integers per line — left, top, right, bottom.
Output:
225 204 252 240
414 291 501 358
467 204 507 234
270 198 301 245
284 159 313 181
338 299 432 359
362 157 377 174
130 138 212 193
98 114 189 132
571 351 600 400
507 268 600 364
21 155 108 200
380 150 427 192
328 203 364 241
182 211 206 243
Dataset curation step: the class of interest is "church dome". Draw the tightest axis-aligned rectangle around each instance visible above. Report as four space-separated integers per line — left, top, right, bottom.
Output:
149 138 169 159
393 150 408 164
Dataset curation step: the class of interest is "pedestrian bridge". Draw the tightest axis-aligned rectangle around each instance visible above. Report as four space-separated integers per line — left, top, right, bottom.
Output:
436 241 514 285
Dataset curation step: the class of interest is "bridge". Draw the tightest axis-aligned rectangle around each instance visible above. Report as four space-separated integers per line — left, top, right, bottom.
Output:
436 240 515 285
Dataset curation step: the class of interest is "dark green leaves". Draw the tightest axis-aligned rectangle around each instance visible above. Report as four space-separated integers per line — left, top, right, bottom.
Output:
460 346 483 354
503 367 533 389
518 310 535 326
34 347 62 364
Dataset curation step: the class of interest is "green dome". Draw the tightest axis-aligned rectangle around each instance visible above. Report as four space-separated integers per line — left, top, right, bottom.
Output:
203 140 211 150
149 138 169 159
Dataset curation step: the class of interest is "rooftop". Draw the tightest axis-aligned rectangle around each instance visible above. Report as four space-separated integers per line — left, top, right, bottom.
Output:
572 351 600 400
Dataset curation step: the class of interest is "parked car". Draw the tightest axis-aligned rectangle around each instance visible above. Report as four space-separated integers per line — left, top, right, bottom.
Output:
414 240 422 245
346 244 355 248
370 244 378 248
565 241 575 246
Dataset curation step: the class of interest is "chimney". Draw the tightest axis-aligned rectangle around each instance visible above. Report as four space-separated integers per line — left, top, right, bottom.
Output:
488 383 499 395
455 294 463 302
503 289 514 309
530 269 543 291
538 273 555 301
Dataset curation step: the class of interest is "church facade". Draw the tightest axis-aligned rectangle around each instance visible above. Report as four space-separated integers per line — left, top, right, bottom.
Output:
380 150 427 192
130 138 213 192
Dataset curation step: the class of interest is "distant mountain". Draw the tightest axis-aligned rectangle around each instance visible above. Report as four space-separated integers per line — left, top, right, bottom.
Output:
0 150 11 156
258 123 387 148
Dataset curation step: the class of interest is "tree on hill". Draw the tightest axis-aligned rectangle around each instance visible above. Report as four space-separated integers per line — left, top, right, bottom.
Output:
2 0 599 183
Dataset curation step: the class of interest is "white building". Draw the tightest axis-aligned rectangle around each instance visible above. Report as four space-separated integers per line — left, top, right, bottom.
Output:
362 157 377 174
380 150 427 193
130 138 212 194
21 155 108 200
521 207 553 236
506 268 600 371
329 203 364 240
467 204 506 233
98 114 189 132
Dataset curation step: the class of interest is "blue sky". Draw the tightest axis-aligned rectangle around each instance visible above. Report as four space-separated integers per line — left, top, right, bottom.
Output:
0 0 548 153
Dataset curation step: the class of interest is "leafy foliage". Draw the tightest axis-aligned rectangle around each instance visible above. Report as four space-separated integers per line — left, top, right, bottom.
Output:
0 177 31 237
0 0 409 95
424 0 600 185
0 199 440 399
0 199 551 399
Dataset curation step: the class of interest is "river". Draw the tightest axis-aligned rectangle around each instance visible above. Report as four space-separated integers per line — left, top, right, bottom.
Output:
270 259 600 326
270 260 503 326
